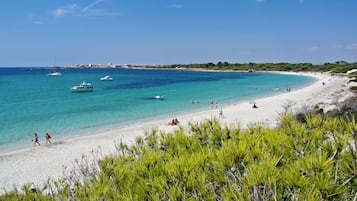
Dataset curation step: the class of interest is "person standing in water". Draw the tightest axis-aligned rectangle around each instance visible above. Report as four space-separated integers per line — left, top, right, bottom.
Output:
33 133 40 146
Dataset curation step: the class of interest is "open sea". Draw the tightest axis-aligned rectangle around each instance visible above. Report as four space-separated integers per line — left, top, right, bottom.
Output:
0 67 315 153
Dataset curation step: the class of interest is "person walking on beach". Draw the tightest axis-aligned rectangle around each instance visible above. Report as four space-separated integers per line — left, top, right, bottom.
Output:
219 107 223 118
45 133 52 144
33 133 40 146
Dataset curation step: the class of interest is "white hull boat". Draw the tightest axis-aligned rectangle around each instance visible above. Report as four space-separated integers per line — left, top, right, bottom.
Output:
100 75 113 81
48 72 62 76
70 81 93 92
155 95 164 100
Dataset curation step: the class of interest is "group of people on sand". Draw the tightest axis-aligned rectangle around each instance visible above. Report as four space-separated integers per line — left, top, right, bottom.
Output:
33 133 52 146
209 100 224 118
168 118 180 126
210 100 219 109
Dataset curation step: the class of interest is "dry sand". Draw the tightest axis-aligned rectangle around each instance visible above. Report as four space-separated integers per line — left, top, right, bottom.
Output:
0 72 354 194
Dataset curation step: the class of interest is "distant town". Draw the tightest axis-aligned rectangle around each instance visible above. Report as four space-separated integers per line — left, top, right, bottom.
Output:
59 62 162 69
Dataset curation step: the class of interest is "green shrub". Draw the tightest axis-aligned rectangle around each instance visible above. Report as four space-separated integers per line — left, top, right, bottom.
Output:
2 115 356 200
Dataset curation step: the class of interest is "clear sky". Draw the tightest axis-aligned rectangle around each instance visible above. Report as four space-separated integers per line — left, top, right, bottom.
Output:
0 0 356 67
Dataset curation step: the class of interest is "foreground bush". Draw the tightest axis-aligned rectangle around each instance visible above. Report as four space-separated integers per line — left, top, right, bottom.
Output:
1 115 356 200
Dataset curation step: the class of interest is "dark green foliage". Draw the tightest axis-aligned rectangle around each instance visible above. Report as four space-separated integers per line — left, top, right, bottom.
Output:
157 61 357 73
2 115 356 200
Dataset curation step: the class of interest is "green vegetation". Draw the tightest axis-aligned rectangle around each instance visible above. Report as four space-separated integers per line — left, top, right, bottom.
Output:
159 60 357 74
1 113 356 200
2 62 357 200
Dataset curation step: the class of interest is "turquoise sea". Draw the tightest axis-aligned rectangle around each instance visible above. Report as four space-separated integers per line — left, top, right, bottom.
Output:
0 67 315 153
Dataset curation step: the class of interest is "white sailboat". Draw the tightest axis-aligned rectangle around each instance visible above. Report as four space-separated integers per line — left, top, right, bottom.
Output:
48 56 62 76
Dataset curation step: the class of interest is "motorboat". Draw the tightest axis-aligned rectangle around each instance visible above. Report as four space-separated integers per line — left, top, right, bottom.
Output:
48 71 62 76
100 75 113 81
155 95 164 100
70 81 93 92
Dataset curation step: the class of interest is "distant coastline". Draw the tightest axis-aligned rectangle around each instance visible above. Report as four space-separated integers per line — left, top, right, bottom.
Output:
4 60 356 76
34 60 356 75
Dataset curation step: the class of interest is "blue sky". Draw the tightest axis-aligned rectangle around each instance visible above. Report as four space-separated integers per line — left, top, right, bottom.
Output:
0 0 356 67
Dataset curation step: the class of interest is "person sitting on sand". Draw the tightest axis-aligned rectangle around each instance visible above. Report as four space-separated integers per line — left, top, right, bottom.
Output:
45 133 52 144
168 118 180 125
253 103 258 108
168 119 175 125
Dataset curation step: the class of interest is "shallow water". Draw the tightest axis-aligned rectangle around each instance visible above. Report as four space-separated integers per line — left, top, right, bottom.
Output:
0 67 315 152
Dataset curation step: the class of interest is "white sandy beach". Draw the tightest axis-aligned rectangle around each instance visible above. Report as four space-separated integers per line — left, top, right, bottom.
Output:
0 72 354 194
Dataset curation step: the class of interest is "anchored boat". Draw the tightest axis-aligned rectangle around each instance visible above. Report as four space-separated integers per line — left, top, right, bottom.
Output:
70 81 93 92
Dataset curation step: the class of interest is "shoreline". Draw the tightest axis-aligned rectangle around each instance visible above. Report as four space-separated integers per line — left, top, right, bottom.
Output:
0 70 312 156
0 71 353 194
0 69 311 156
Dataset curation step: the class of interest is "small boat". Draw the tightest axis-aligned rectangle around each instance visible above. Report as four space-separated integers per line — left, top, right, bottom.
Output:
48 71 62 76
48 56 62 76
70 81 93 92
100 75 113 81
155 95 164 100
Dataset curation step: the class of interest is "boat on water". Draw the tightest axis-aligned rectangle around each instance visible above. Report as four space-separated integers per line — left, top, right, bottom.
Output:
70 81 93 92
155 95 164 100
48 71 62 76
100 75 113 81
48 56 62 76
